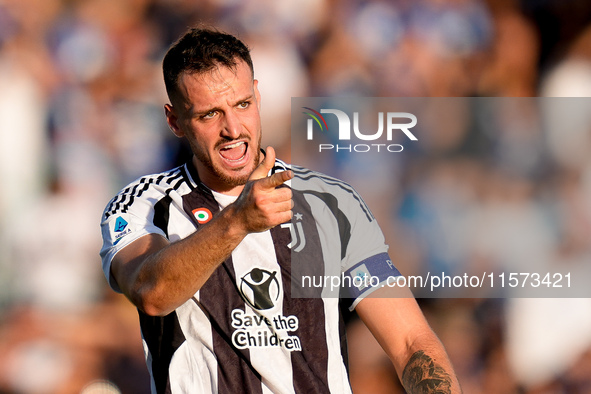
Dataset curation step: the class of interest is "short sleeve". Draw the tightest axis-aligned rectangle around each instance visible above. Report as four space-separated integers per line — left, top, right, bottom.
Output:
99 193 167 293
338 189 401 310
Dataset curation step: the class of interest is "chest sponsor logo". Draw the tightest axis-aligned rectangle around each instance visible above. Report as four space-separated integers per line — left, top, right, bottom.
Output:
239 268 280 310
231 309 302 352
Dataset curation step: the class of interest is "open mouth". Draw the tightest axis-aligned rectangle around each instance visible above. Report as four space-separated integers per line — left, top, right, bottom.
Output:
219 141 248 162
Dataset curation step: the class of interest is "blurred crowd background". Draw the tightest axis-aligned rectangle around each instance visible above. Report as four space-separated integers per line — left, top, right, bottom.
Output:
1 0 591 392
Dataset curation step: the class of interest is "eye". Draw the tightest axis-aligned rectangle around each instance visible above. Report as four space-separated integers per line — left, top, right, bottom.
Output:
202 110 217 119
238 101 250 109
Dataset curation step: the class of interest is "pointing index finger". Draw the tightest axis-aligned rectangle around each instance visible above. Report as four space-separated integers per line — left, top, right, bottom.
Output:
258 169 294 190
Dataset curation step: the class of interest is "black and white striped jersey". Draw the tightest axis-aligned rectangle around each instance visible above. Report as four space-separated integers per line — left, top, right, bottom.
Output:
99 159 400 394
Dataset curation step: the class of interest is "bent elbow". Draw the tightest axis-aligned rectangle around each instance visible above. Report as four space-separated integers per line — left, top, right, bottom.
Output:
140 302 173 317
131 284 175 317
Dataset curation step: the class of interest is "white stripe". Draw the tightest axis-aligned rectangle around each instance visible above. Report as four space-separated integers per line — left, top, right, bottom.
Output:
142 338 157 394
171 297 218 393
183 163 198 188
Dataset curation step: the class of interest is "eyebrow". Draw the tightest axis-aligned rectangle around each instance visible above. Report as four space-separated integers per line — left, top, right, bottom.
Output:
191 94 255 118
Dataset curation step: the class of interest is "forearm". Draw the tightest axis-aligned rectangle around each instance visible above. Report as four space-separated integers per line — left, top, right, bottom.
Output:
125 204 248 316
355 295 461 394
400 332 461 394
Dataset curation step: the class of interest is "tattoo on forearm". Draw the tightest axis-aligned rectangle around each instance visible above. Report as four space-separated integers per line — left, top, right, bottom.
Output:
401 350 453 394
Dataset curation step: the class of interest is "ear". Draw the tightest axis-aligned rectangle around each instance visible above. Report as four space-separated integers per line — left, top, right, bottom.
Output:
254 79 261 111
165 104 185 138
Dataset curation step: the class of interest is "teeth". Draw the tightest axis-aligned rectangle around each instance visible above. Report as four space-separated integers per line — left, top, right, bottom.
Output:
222 141 244 150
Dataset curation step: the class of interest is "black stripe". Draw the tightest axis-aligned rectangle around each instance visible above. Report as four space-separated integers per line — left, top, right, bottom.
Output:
300 190 352 260
153 193 173 238
114 178 145 215
171 176 184 191
190 297 261 381
270 212 331 393
123 178 154 214
158 168 179 184
155 174 166 185
166 170 183 184
201 264 264 394
338 300 349 375
138 310 186 394
110 180 138 211
105 184 135 218
130 177 147 197
271 160 288 174
108 190 128 215
105 194 121 215
135 178 155 198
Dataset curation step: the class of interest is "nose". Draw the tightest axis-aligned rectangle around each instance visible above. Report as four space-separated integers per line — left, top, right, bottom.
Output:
221 110 242 139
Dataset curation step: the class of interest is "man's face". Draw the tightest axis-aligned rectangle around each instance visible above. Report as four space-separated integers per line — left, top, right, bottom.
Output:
165 59 262 195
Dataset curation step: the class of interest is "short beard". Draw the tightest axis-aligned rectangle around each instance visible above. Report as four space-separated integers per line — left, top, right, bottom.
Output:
191 129 262 189
197 147 261 188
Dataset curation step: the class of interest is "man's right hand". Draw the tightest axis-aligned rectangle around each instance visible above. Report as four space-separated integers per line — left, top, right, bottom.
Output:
233 146 293 234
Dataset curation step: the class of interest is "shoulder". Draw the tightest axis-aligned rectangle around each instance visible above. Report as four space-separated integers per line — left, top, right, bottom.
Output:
290 163 359 200
289 163 374 222
102 165 193 220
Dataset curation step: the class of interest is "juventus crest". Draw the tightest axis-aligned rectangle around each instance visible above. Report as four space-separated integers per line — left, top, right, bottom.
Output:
281 212 306 252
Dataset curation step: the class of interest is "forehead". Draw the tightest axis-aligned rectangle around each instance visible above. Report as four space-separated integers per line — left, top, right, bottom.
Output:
176 60 254 109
